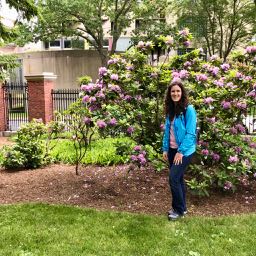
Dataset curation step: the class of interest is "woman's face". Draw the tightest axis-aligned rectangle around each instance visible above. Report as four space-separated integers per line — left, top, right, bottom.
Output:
170 85 182 102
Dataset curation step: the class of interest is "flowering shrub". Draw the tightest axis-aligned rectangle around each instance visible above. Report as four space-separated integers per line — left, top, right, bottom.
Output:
130 145 147 167
168 45 256 194
78 29 256 194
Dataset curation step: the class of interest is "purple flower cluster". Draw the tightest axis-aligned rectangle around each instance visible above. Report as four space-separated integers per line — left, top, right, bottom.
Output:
226 82 237 89
134 145 142 151
235 124 246 133
110 74 119 81
127 126 135 134
82 95 90 103
130 145 147 166
172 70 189 79
123 95 132 101
204 97 214 105
228 155 239 163
126 64 134 71
214 79 224 87
178 28 190 37
195 73 208 82
198 140 209 147
99 67 108 76
81 83 94 92
211 67 219 76
229 124 246 135
201 149 209 156
249 142 256 149
206 117 216 124
236 101 247 110
235 72 244 79
211 152 220 161
246 89 256 98
224 181 233 190
109 84 121 93
84 117 91 124
184 61 192 68
244 76 252 81
229 127 238 134
108 118 117 126
209 55 218 61
137 41 153 51
245 46 256 54
202 64 219 76
183 41 190 47
220 63 230 72
107 58 119 65
234 146 242 154
95 90 106 99
96 120 107 129
221 101 232 109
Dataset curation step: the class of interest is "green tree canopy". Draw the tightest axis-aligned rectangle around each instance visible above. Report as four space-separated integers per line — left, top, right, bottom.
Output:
0 0 38 42
21 0 168 65
171 0 256 60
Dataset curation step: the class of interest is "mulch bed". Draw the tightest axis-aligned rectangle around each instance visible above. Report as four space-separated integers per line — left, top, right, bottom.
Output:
1 163 256 217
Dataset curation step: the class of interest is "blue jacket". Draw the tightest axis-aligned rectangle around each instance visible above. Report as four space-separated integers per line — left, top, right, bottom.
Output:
162 105 197 156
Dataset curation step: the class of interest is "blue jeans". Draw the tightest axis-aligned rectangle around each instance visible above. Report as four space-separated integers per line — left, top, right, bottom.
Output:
168 148 193 215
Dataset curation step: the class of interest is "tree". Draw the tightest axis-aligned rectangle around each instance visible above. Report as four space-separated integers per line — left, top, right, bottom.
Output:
21 0 138 66
0 0 38 41
22 0 169 66
171 0 256 60
130 0 173 45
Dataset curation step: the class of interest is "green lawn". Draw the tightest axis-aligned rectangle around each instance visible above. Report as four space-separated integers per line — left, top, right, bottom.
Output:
0 204 255 256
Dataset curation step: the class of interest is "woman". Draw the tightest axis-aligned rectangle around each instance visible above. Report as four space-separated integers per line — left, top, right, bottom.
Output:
162 78 197 220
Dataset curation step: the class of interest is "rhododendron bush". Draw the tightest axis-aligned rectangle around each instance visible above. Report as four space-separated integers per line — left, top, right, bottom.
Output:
79 29 256 195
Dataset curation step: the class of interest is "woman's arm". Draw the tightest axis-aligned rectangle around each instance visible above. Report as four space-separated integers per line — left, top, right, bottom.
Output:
162 116 170 153
177 105 197 154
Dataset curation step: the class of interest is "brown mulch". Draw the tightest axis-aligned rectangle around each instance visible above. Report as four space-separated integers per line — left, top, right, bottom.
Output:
0 138 256 217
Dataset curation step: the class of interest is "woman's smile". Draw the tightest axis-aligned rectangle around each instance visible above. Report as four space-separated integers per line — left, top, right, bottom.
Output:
170 85 182 102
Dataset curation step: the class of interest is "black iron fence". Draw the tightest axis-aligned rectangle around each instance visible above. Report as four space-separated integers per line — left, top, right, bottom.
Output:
51 88 80 123
3 82 29 131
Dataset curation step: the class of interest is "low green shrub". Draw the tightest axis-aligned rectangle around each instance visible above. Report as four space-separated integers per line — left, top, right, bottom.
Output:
0 119 64 170
51 137 135 165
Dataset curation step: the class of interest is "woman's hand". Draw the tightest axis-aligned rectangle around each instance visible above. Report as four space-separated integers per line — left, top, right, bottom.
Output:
163 152 168 161
174 152 183 165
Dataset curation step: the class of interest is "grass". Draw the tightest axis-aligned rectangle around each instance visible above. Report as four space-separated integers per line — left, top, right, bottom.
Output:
50 137 135 165
0 203 255 256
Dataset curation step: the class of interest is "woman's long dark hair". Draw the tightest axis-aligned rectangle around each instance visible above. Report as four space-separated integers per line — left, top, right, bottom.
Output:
164 79 189 120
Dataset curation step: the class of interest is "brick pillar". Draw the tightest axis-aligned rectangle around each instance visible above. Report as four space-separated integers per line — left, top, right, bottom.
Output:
0 82 6 132
25 73 57 123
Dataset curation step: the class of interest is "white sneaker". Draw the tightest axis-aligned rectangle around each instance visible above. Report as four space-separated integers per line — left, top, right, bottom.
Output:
168 209 187 215
168 211 184 221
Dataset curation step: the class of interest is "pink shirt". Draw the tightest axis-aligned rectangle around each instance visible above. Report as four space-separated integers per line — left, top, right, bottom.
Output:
170 119 178 149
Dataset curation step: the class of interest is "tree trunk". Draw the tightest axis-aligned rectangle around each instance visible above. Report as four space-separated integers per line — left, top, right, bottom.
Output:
98 48 108 66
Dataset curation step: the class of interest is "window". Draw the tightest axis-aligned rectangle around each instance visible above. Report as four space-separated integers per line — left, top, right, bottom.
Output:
49 40 61 48
64 39 71 48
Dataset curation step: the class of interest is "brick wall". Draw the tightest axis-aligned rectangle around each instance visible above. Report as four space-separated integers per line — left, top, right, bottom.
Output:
26 73 56 123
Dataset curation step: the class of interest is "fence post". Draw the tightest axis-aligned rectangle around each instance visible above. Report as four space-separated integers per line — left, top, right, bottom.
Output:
0 82 6 133
25 73 57 123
